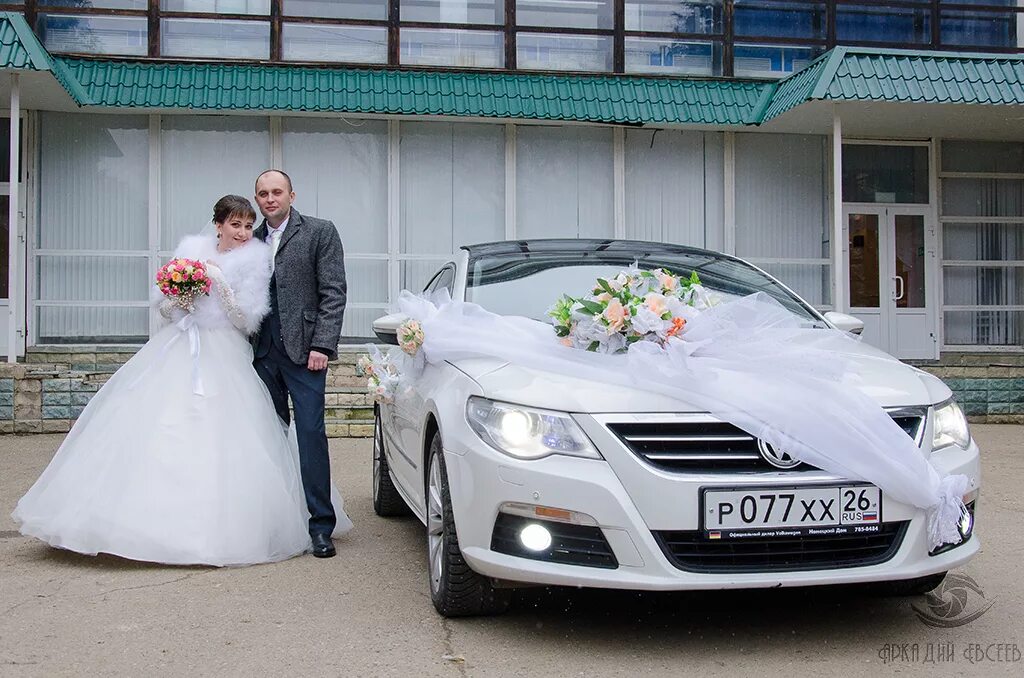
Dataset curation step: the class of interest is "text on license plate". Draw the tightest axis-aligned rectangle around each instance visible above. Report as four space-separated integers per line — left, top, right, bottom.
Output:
704 486 882 533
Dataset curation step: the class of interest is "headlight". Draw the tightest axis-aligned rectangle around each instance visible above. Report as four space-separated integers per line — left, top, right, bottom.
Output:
465 396 601 460
932 399 971 450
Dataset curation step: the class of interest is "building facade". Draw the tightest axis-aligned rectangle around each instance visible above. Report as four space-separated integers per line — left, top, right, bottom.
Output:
0 2 1022 376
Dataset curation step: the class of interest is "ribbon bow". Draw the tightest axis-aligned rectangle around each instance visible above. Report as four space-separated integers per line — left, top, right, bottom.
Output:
129 312 205 396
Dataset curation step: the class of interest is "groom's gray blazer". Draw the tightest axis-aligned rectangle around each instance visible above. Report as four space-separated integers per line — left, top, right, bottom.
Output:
253 208 347 363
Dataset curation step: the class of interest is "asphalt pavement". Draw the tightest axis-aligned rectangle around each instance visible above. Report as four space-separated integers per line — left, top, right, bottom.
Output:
1 426 1021 677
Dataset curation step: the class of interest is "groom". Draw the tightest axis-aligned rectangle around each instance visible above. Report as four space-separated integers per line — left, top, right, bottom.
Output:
252 169 347 558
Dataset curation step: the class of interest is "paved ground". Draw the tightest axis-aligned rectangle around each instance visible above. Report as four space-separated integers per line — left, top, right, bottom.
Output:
1 426 1021 677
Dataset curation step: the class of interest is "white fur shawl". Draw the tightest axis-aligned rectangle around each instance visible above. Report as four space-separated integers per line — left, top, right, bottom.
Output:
151 235 272 335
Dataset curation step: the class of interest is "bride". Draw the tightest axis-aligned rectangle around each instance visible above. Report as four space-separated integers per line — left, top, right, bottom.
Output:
12 195 351 567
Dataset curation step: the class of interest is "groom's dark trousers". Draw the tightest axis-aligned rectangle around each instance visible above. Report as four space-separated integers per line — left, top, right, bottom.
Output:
254 276 336 537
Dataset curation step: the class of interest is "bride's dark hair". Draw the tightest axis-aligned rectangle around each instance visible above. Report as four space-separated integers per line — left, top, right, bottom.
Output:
213 195 257 225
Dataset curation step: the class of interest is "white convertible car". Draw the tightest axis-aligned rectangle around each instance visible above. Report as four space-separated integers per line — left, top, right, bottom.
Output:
371 240 980 617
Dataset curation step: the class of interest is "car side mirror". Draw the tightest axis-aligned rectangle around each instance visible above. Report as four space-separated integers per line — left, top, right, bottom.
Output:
372 313 408 345
824 311 865 336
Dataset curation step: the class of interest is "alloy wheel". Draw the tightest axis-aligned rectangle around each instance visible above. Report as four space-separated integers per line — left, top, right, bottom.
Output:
372 413 382 504
427 457 445 594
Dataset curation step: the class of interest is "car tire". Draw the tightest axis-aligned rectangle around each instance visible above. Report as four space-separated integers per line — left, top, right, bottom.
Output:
875 572 948 596
426 431 511 617
372 405 411 517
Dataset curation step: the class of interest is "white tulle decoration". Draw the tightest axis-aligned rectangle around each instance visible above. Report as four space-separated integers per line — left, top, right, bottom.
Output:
393 289 969 551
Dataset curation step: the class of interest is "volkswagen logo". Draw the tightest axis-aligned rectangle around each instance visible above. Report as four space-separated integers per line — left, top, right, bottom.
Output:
757 439 803 469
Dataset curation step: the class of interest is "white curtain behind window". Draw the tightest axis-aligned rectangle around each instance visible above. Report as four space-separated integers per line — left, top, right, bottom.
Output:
401 121 504 256
941 173 1024 345
735 133 830 307
283 118 389 338
624 129 718 247
516 126 613 239
400 121 504 294
37 113 150 342
160 116 270 251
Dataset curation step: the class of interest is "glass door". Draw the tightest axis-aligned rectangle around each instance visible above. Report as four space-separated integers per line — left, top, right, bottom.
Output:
844 206 937 359
890 208 936 359
846 208 886 350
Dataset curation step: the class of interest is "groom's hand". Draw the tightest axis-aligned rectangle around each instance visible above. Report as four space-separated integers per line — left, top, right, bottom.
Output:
307 350 329 371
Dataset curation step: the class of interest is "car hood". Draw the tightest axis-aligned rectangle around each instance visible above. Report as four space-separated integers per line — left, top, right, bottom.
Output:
451 340 951 414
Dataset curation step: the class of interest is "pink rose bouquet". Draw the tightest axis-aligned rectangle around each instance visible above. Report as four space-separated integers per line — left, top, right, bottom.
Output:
156 258 211 313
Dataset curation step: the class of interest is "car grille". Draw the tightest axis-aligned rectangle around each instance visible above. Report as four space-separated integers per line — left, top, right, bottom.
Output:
490 513 618 569
654 521 909 573
608 413 925 474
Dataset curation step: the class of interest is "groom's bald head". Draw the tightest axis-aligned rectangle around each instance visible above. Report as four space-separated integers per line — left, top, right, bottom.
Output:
255 169 293 192
254 170 295 228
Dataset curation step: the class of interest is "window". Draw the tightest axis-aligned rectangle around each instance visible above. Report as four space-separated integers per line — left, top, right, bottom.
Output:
283 118 389 339
941 140 1024 347
400 121 504 296
515 126 614 239
37 113 151 343
836 3 932 45
36 13 148 56
624 130 723 248
735 134 831 308
424 265 457 297
843 145 929 204
28 1 1024 71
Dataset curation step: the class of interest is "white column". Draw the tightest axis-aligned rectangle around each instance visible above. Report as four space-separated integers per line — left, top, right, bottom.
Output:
269 116 283 168
831 107 845 313
722 132 735 255
7 74 20 363
387 119 400 306
148 114 161 337
613 127 625 239
504 123 516 240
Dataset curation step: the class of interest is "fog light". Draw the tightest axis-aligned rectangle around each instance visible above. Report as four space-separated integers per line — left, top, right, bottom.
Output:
519 523 552 552
958 503 974 539
930 501 976 556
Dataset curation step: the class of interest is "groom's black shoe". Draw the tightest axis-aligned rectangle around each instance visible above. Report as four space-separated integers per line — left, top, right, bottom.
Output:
311 533 336 558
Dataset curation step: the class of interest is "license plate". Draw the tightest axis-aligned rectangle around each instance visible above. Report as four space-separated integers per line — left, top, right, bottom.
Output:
703 485 882 539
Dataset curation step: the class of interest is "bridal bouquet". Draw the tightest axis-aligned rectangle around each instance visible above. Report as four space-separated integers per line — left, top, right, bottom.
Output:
548 267 717 354
156 258 211 312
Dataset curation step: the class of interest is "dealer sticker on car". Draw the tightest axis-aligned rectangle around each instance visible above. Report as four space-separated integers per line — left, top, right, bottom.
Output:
703 485 882 539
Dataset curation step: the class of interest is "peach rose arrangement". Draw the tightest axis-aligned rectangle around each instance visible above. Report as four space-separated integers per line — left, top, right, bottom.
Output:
156 258 211 313
356 348 402 404
358 319 424 403
547 267 717 354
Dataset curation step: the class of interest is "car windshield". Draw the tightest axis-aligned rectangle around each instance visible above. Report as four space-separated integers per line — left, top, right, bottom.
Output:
465 249 823 325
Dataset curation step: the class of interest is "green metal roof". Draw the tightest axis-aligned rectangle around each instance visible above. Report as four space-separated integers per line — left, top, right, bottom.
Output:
762 46 1024 122
58 58 770 126
0 12 52 71
3 25 1022 126
760 51 837 121
826 48 1024 105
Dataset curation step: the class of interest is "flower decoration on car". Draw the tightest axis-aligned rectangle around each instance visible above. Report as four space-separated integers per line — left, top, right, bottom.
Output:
397 319 425 356
356 347 402 404
547 267 718 354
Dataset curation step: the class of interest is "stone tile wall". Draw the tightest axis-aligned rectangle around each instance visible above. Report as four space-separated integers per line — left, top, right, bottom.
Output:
1 348 374 437
1 349 1021 435
911 354 1024 424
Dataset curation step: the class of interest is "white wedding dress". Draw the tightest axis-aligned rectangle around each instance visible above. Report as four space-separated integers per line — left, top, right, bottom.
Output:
12 235 352 567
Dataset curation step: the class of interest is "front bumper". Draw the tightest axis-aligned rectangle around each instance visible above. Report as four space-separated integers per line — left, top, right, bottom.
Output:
442 413 982 591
